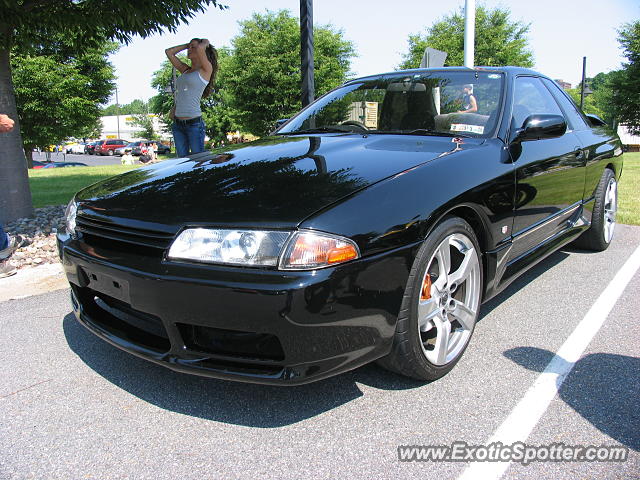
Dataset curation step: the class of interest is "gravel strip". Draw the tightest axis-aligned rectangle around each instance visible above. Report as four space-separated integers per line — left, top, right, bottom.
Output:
4 205 66 270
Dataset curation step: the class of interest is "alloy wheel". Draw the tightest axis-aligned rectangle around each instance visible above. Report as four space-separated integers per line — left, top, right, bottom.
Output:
417 233 481 365
603 177 617 243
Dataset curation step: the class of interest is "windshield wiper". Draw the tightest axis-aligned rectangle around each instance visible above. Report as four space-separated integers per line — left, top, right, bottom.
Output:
387 129 471 138
288 126 363 134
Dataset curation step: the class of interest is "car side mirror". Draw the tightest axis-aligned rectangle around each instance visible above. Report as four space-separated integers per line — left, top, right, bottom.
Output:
271 118 289 134
585 113 606 127
512 114 567 143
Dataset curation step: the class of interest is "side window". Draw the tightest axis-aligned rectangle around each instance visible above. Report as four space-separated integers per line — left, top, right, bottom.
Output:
512 76 564 129
541 78 590 131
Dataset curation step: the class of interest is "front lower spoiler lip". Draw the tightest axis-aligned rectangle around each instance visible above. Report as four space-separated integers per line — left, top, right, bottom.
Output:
69 279 385 387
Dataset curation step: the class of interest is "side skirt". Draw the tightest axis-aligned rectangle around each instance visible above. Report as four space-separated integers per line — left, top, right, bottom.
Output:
483 203 591 303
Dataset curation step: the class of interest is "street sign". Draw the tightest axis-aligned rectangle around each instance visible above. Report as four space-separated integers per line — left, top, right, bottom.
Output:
420 48 447 68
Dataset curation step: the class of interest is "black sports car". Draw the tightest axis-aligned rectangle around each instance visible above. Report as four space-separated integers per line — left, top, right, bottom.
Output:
58 67 623 385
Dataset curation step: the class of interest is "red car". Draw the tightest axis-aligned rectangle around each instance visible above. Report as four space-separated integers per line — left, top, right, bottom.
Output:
94 139 128 156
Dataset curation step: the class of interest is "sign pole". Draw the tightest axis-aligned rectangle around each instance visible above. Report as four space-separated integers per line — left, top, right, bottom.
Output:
300 0 315 107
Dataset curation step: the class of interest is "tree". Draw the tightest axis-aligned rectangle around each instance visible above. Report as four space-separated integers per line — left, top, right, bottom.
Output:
0 0 225 224
399 6 533 69
608 20 640 134
565 71 616 127
103 99 149 116
12 39 117 165
127 114 157 140
225 10 355 136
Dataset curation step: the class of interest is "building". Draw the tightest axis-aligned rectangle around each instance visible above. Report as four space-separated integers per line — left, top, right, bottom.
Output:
99 114 169 141
617 125 640 152
554 79 572 90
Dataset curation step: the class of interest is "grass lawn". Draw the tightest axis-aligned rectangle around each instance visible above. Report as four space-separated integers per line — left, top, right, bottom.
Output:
29 165 138 208
618 152 639 226
27 153 639 226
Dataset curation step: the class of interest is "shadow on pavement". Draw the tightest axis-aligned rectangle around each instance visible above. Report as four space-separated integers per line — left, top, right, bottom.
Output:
504 346 639 451
63 313 424 428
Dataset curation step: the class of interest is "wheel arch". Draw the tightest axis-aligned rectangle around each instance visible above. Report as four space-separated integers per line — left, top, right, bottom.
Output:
421 203 493 297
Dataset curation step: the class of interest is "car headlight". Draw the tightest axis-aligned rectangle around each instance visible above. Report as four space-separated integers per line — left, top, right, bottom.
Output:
65 199 77 235
167 229 360 269
168 228 291 266
279 231 360 270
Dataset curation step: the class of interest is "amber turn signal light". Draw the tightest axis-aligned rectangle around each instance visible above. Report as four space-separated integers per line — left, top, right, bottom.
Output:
327 245 359 264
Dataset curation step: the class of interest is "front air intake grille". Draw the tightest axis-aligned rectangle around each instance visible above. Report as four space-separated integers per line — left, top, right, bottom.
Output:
76 215 175 251
177 323 286 361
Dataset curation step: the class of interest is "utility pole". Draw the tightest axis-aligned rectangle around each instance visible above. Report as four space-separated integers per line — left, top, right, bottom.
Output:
580 56 587 111
464 0 475 68
300 0 315 107
115 85 121 139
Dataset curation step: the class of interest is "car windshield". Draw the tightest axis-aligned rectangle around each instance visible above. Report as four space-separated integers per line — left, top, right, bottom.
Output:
278 71 505 138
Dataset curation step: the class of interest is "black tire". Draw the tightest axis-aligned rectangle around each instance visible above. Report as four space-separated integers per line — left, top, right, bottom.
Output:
378 216 483 381
107 149 114 156
573 168 617 252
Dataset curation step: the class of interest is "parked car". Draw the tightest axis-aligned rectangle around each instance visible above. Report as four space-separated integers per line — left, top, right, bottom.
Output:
156 142 171 154
58 67 623 385
84 141 100 155
95 139 128 156
124 141 146 156
63 143 77 154
66 143 87 154
115 143 136 156
32 160 88 169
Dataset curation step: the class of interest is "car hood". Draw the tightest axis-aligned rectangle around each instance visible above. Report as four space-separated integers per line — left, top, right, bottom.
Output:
76 134 481 231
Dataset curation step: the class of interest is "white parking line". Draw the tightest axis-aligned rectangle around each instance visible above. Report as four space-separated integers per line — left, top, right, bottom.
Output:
458 244 640 480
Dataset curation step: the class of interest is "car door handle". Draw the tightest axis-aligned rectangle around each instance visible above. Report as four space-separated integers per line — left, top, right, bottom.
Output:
574 147 584 159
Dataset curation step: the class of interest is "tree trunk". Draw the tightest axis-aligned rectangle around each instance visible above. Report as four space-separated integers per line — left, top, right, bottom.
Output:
24 145 34 169
0 43 34 224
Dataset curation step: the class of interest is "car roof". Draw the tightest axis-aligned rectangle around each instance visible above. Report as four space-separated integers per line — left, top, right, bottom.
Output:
346 66 545 84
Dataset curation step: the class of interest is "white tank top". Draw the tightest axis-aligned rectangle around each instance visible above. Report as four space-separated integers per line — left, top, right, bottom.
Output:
174 70 208 118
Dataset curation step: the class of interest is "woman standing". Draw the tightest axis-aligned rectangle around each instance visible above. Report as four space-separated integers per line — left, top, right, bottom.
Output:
165 38 218 156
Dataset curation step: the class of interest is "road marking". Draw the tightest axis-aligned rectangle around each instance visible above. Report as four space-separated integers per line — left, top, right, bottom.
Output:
458 244 640 480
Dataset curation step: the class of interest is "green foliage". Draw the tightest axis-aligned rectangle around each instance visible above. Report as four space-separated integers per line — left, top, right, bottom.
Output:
609 20 640 134
566 87 609 124
224 10 355 136
127 114 157 139
399 6 533 69
103 99 149 115
1 1 225 52
12 40 117 148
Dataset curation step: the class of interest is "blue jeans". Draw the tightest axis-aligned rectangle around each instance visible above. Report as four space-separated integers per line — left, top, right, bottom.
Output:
172 118 206 157
0 223 8 251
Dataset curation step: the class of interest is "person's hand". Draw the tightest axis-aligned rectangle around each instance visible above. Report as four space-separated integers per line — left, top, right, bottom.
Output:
0 114 14 133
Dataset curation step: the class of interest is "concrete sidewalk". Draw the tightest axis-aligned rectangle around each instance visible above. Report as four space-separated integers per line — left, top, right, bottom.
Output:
0 263 68 302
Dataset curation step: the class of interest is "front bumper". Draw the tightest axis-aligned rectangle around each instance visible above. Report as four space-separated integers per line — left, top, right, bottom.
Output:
58 233 414 385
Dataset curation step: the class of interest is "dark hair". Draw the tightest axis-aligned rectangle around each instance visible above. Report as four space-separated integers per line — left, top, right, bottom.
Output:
202 45 218 99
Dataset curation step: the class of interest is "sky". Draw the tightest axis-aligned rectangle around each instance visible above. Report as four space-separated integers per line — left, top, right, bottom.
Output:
109 0 640 105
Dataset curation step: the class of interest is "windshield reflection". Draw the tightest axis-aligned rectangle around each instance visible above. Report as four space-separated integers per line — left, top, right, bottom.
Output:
278 71 504 138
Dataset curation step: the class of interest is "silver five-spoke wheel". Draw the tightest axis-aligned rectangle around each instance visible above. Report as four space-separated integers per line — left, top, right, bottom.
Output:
379 216 483 381
603 177 617 244
417 233 481 365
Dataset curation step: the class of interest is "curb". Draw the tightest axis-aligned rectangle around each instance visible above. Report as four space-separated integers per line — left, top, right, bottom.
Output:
0 262 69 302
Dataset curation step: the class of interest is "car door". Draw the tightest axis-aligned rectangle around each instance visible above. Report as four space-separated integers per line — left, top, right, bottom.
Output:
508 76 586 259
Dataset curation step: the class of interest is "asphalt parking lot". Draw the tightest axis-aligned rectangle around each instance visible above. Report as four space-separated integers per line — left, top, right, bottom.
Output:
1 225 639 480
33 151 132 167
